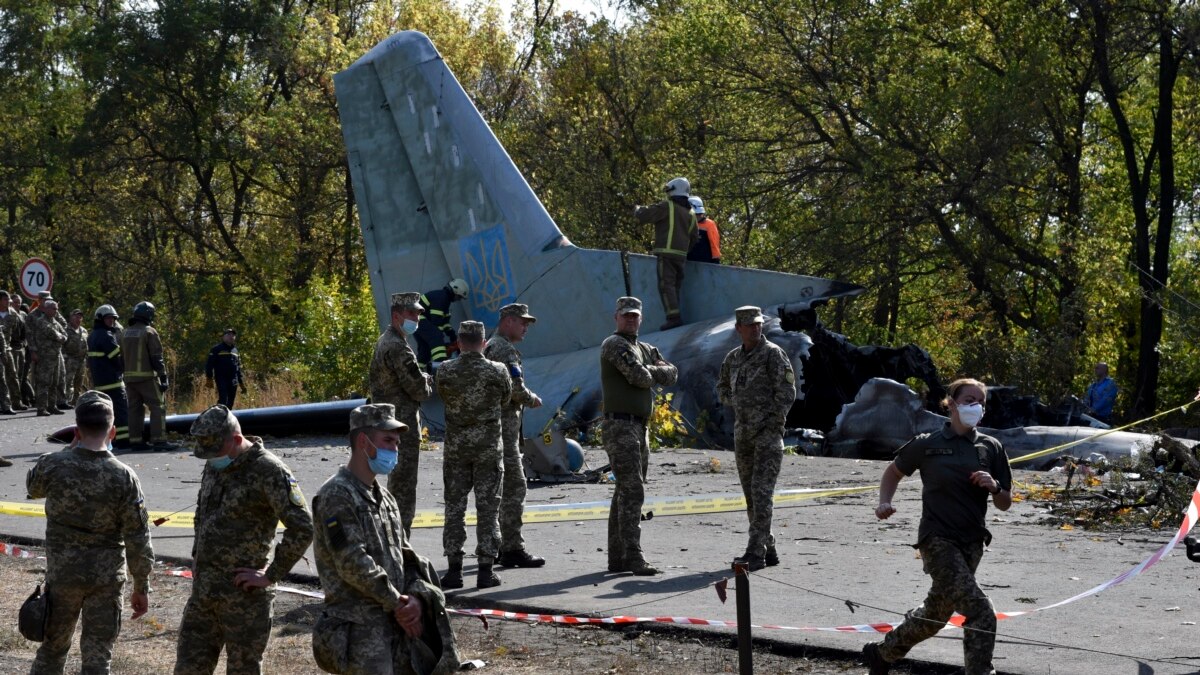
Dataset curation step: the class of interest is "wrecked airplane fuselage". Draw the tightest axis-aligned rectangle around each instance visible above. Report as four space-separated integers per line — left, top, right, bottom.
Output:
826 378 1187 469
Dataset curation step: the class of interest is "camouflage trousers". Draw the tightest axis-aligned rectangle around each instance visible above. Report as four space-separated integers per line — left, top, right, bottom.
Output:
0 350 11 409
64 355 87 404
31 580 122 675
385 400 422 537
174 588 273 675
34 350 63 413
126 378 165 443
603 417 650 568
879 537 996 675
734 422 783 558
498 410 528 554
57 351 67 404
442 422 503 561
15 346 34 404
3 349 22 405
655 256 685 319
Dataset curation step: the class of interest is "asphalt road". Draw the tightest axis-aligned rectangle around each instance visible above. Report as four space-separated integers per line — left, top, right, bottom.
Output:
3 410 1200 675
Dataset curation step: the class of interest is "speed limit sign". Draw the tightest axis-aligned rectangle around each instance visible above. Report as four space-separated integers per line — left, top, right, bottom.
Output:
19 258 53 299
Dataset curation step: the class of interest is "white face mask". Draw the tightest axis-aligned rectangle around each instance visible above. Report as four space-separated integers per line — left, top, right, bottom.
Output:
956 402 984 427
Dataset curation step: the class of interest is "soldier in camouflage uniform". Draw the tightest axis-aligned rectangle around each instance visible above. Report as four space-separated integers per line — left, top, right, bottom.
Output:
437 320 511 589
599 297 677 576
35 291 71 409
484 303 546 569
370 291 433 537
0 320 13 416
717 306 796 570
311 403 462 675
0 291 29 410
30 300 68 417
26 390 153 674
63 309 89 405
9 293 36 406
174 405 314 675
863 378 1013 675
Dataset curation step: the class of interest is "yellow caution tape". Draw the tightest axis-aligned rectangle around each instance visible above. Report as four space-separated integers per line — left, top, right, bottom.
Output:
1009 400 1196 466
2 485 873 531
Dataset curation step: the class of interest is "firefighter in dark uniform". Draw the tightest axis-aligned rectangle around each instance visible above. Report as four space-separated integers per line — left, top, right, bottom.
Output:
205 328 246 408
121 301 172 450
87 304 131 449
415 278 469 371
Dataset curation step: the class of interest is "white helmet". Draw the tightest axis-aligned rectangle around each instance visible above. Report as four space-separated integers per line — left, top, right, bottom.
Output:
95 304 120 320
664 177 690 197
448 278 469 298
688 196 705 215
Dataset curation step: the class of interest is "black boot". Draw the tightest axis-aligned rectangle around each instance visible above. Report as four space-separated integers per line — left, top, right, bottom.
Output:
440 557 463 589
765 546 780 567
476 561 502 589
498 549 546 568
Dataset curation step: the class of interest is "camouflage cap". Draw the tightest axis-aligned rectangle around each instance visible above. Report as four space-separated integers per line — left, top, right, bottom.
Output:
189 404 236 458
223 327 237 335
390 291 422 312
37 291 52 300
350 403 407 432
735 305 764 325
458 320 485 341
70 308 83 316
615 296 642 315
75 390 115 431
499 303 536 323
75 390 114 417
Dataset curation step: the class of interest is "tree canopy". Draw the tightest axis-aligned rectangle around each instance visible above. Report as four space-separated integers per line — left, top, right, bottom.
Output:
1 0 1197 419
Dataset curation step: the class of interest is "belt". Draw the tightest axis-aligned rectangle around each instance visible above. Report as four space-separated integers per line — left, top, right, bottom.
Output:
605 412 647 424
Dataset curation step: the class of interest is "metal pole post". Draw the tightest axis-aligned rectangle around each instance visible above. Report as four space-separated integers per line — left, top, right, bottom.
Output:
733 561 753 675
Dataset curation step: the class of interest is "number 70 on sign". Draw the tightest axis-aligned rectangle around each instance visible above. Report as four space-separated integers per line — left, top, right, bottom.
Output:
19 258 53 299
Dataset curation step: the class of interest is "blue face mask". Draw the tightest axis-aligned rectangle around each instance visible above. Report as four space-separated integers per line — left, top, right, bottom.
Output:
401 318 419 335
366 442 398 475
208 455 234 471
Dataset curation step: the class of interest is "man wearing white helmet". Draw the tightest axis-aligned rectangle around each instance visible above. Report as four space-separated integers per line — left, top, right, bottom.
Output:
88 304 132 448
635 177 698 330
415 278 469 372
686 196 722 265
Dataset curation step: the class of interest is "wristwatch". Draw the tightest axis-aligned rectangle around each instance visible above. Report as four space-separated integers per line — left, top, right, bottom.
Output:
990 484 1002 495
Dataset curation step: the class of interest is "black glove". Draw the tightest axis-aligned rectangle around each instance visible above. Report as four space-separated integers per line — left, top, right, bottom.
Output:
158 376 169 393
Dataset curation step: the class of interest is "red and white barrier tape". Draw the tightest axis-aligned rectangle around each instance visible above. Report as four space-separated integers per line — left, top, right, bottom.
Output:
0 542 39 559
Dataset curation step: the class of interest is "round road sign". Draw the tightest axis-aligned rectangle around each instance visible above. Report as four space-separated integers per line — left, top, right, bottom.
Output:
19 258 53 299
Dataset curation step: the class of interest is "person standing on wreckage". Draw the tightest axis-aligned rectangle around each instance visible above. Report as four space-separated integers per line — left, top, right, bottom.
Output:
717 305 795 570
862 378 1013 675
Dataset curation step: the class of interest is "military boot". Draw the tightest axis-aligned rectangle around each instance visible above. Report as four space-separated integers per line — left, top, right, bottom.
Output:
476 562 502 589
765 546 780 567
440 557 464 590
498 549 546 568
862 642 891 675
626 558 661 576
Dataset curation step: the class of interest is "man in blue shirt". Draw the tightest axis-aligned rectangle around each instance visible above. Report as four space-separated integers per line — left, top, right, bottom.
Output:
1083 362 1118 424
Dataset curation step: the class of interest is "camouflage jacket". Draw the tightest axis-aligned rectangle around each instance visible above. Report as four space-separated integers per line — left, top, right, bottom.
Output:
63 324 88 359
27 445 154 592
717 336 796 429
313 467 445 623
483 334 537 415
0 323 7 353
369 327 431 407
191 438 314 593
436 351 511 428
1 309 25 349
29 311 67 356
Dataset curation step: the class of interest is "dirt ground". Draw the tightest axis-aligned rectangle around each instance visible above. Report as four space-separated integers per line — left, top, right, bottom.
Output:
0 548 883 675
